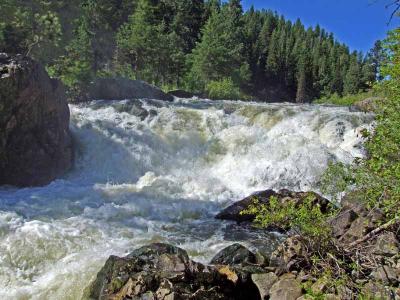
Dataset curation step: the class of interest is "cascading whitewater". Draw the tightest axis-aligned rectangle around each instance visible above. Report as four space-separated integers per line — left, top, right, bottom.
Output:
0 98 374 299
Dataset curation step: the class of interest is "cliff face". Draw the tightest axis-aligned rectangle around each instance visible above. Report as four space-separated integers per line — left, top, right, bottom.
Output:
0 53 73 187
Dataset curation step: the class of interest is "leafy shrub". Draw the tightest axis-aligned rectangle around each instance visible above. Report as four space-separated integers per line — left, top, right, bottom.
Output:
322 28 400 223
241 194 336 248
205 78 242 100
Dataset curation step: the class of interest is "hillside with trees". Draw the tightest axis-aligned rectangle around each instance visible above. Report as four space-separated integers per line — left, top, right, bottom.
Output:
0 0 382 101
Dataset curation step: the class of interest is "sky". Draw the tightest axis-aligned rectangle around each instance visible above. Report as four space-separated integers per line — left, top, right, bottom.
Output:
241 0 400 53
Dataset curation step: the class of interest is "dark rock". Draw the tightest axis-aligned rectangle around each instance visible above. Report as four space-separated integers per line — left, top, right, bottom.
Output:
0 53 73 187
342 191 385 221
210 244 256 266
216 190 277 223
329 208 358 238
167 90 200 99
112 99 151 120
270 236 307 272
88 243 261 300
269 274 302 300
85 77 173 102
216 189 330 226
251 273 278 299
371 266 399 285
339 216 371 243
371 232 400 257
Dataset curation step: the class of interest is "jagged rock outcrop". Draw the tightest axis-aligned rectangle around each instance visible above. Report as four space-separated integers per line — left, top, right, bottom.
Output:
87 243 261 300
0 53 73 187
83 77 174 102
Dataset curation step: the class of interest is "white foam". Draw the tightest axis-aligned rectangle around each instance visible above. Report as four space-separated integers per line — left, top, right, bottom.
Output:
0 99 374 299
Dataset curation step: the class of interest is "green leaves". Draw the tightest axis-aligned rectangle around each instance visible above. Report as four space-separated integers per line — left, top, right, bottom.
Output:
205 78 241 100
322 28 400 223
242 194 336 248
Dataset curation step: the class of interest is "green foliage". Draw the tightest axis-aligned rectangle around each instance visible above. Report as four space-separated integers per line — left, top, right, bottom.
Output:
0 0 380 101
314 91 377 106
322 28 400 222
0 0 62 59
115 0 186 86
47 18 94 89
188 0 250 92
205 78 241 100
241 194 336 245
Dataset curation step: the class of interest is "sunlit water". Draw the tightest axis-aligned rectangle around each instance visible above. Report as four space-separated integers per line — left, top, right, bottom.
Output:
0 98 374 299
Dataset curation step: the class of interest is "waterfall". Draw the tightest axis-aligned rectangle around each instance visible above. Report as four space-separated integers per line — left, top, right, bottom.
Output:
0 98 374 299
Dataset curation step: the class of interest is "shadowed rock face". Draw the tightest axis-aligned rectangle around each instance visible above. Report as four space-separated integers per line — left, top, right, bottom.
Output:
0 53 73 187
84 77 174 102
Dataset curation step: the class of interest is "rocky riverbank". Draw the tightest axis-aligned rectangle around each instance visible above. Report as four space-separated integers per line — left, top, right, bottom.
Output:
87 189 400 300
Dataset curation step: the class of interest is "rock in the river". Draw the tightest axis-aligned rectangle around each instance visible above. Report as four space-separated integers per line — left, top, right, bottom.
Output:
167 90 200 99
210 243 256 266
0 53 73 187
88 243 261 300
84 77 173 102
216 189 330 225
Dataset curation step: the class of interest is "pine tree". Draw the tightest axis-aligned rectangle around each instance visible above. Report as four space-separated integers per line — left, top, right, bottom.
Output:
188 0 250 92
116 0 173 85
368 40 385 81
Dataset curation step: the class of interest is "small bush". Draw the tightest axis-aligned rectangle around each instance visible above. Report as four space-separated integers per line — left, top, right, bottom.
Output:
313 91 377 106
205 78 241 100
241 194 336 249
321 29 400 222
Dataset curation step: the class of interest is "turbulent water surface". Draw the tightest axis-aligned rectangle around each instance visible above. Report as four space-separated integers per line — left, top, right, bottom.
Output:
0 98 374 299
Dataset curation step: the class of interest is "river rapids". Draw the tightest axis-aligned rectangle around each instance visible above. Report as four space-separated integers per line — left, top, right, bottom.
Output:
0 98 374 299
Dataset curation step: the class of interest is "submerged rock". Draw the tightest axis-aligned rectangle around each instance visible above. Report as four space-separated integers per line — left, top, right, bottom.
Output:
0 53 73 187
88 243 263 300
84 77 173 102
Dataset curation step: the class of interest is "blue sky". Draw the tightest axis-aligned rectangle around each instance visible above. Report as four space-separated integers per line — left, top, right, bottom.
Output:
241 0 400 53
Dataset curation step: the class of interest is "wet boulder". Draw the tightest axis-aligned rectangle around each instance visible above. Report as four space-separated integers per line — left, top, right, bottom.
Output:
0 53 73 187
210 243 256 266
88 243 263 300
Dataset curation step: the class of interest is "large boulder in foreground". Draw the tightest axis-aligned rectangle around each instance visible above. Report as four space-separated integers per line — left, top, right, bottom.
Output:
0 53 73 187
87 243 262 300
85 77 174 102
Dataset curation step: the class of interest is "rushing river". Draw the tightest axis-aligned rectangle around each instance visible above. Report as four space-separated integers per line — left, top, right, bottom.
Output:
0 98 374 299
